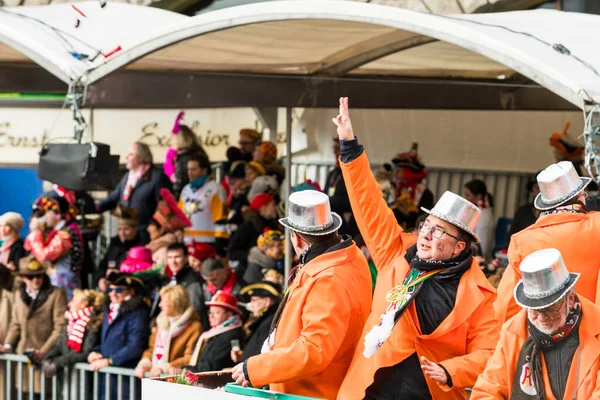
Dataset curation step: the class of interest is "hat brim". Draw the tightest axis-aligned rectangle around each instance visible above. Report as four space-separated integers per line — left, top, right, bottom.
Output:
420 207 481 244
514 272 579 310
17 269 47 277
205 301 241 315
534 177 592 211
279 212 343 236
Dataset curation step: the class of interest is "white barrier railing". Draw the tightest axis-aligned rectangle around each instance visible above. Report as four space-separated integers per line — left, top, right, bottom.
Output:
0 354 141 400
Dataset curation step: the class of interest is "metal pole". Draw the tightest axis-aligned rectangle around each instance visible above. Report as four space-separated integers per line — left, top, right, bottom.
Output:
284 107 293 288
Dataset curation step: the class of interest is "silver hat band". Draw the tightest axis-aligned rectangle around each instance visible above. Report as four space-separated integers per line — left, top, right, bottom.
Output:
286 218 334 233
523 274 570 300
540 186 584 206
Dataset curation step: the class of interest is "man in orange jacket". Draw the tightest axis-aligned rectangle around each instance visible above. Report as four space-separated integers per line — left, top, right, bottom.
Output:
472 248 600 399
495 161 600 324
231 190 372 400
333 97 499 400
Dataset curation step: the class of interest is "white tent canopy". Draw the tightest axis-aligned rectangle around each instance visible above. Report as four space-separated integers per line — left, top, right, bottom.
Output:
1 1 600 109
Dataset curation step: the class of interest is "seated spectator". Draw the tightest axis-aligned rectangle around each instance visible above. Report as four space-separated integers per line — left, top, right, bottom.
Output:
26 197 83 299
147 189 192 273
181 292 244 373
42 289 104 376
88 273 149 400
245 161 266 187
0 256 67 397
253 141 285 184
243 230 284 284
97 141 172 244
247 175 279 204
96 204 143 288
179 155 229 256
163 243 209 330
187 242 217 276
135 285 203 378
228 193 280 275
463 179 496 259
233 281 281 362
201 258 243 303
226 160 250 228
0 212 27 272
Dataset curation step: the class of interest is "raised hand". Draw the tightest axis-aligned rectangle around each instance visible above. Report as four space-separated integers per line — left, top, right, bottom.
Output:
332 97 355 141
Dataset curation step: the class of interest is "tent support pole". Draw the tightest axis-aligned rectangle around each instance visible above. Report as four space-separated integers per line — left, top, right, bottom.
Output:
284 107 293 289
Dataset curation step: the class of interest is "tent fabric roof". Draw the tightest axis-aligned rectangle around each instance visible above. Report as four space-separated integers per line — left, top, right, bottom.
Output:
1 1 600 109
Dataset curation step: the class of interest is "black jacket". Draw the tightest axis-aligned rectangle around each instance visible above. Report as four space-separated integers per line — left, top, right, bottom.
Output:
186 327 245 373
6 238 27 271
45 312 104 368
97 168 172 243
242 305 277 361
171 266 209 330
508 203 538 237
324 167 359 237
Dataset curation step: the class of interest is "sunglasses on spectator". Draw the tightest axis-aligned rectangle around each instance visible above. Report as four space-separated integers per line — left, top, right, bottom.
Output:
24 275 44 281
108 287 126 294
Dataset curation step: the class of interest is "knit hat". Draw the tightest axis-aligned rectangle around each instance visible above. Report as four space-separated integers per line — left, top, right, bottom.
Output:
247 175 279 202
0 212 24 232
187 242 217 262
257 141 278 164
292 180 322 193
239 129 261 143
250 193 275 211
33 196 77 221
247 161 266 176
257 229 284 248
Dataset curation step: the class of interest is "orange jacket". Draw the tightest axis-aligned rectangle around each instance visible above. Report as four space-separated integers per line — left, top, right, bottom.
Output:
472 296 600 399
495 212 600 324
245 240 372 400
337 152 499 400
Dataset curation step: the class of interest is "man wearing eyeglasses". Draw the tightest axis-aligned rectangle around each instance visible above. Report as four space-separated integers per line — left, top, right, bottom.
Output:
472 248 600 399
238 129 261 162
332 97 499 400
495 161 600 325
87 272 149 400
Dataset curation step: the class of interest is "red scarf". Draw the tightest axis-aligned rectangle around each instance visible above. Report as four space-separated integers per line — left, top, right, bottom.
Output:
123 165 150 202
206 270 236 297
65 306 94 353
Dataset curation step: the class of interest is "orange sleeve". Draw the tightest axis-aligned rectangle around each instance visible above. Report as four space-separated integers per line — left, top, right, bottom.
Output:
469 330 512 400
246 276 351 387
494 238 523 325
439 291 500 390
340 152 406 270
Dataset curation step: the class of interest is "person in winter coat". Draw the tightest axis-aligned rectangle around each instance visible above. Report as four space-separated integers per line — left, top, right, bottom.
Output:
87 273 149 400
232 190 373 400
0 265 13 343
495 161 600 325
508 177 541 237
180 292 244 374
331 97 499 400
201 258 244 304
232 281 281 362
162 243 209 330
472 248 600 400
228 193 280 276
136 285 203 378
42 289 104 374
0 256 68 395
97 142 172 244
0 212 27 272
242 229 284 284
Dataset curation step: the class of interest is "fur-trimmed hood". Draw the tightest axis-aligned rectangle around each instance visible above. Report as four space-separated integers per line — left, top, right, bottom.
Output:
155 306 197 331
247 246 276 270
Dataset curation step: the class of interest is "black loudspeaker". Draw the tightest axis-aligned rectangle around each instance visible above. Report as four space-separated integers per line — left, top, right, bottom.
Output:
38 142 119 191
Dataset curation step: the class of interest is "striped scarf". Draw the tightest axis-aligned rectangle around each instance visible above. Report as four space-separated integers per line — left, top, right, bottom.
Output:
189 314 242 366
66 306 95 353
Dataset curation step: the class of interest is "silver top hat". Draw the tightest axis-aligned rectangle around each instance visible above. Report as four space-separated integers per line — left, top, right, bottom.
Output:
514 248 579 310
534 161 591 211
421 191 481 243
279 190 342 236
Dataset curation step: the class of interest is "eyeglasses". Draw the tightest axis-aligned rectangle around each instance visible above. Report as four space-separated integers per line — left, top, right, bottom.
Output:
25 275 44 281
239 140 255 146
529 298 567 319
418 221 461 241
108 287 125 294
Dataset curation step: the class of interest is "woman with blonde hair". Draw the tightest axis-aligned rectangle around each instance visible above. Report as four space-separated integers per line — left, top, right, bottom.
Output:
42 289 104 376
135 285 203 378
